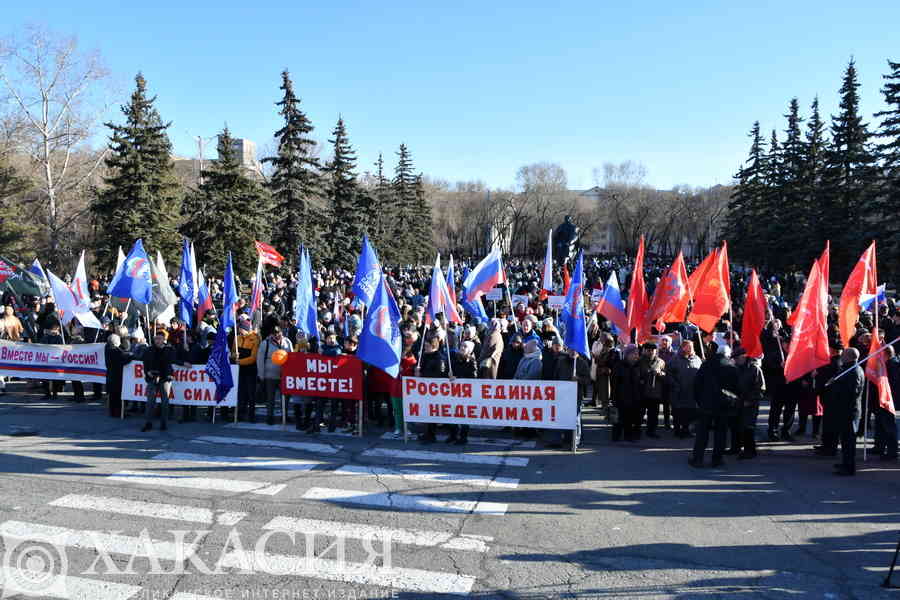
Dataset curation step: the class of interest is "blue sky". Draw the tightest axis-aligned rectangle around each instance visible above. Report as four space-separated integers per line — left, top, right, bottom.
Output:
5 1 899 190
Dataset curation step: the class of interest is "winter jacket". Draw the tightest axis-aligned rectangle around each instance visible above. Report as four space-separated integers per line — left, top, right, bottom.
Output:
514 352 543 380
669 353 702 409
256 336 292 380
693 355 740 415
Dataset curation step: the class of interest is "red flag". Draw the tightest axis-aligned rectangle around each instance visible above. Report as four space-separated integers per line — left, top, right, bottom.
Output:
689 245 730 333
741 269 767 358
866 332 895 415
818 240 830 286
784 259 830 382
719 241 731 300
255 241 285 267
562 264 571 295
646 251 689 332
789 243 831 327
626 236 649 342
838 242 876 348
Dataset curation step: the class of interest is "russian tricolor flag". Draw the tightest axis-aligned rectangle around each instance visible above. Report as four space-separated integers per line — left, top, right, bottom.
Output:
462 247 506 304
596 271 629 343
427 255 462 325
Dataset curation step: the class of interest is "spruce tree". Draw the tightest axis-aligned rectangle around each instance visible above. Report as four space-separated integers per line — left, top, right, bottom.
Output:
874 59 900 272
820 59 880 271
370 153 394 252
0 158 33 252
262 70 323 264
773 99 809 270
757 129 782 268
324 117 369 269
725 122 767 265
391 144 417 264
802 97 829 258
181 127 271 277
412 174 435 262
91 73 182 268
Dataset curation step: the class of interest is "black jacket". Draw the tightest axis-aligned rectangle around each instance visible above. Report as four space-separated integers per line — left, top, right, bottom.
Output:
694 355 740 415
450 352 477 379
105 345 133 390
419 349 448 378
143 344 176 382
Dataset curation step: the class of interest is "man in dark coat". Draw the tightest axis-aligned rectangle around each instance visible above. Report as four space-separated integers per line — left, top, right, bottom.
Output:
105 334 133 418
690 344 740 468
498 333 524 379
762 319 790 441
546 346 591 449
447 340 478 445
611 346 642 442
417 335 450 444
141 332 177 432
832 348 865 476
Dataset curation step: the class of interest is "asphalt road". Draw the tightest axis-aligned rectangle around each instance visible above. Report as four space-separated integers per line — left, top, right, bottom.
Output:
1 383 899 599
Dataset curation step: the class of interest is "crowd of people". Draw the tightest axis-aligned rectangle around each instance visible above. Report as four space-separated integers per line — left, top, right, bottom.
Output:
0 252 894 473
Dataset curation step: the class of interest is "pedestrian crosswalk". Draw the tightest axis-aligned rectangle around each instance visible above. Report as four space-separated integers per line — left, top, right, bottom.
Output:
1 426 532 597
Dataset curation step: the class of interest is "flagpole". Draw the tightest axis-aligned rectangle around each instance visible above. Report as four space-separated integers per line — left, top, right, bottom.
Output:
505 285 519 332
862 383 868 462
826 334 900 386
94 299 110 342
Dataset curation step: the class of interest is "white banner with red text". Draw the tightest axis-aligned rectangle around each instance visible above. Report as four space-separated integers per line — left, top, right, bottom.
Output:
402 376 578 430
0 340 106 383
122 362 238 407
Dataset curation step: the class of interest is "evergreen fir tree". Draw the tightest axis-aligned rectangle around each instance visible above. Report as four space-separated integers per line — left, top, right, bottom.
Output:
370 153 394 252
324 117 369 269
874 59 900 272
412 174 435 262
391 144 417 264
820 59 880 271
0 158 33 252
181 127 271 277
772 98 809 270
725 122 767 265
757 129 782 268
91 73 182 268
802 97 829 259
262 70 323 264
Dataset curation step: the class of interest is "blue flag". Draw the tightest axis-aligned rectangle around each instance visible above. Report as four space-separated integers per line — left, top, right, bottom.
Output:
177 239 195 324
107 239 153 304
294 246 318 338
460 266 489 323
221 252 239 332
562 250 589 358
29 258 46 281
352 234 381 307
205 326 234 403
358 271 401 377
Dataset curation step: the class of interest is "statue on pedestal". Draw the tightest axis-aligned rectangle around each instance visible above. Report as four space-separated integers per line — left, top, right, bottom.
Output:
554 215 580 264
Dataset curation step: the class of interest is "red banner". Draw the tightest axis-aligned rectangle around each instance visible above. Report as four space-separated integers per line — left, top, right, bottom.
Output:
280 352 364 400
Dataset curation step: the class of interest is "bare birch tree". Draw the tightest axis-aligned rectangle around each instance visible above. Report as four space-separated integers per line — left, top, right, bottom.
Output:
0 26 112 263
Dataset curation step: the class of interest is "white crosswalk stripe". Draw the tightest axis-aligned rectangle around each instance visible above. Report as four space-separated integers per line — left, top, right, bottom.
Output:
0 569 141 600
219 549 475 595
224 422 358 437
49 494 247 526
107 470 286 495
362 446 529 467
152 451 322 471
192 435 342 454
334 463 519 489
8 423 535 597
380 431 537 448
303 486 509 515
264 515 493 552
0 520 200 561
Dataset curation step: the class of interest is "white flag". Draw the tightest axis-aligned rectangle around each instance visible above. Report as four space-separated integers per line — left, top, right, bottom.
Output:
541 229 553 294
